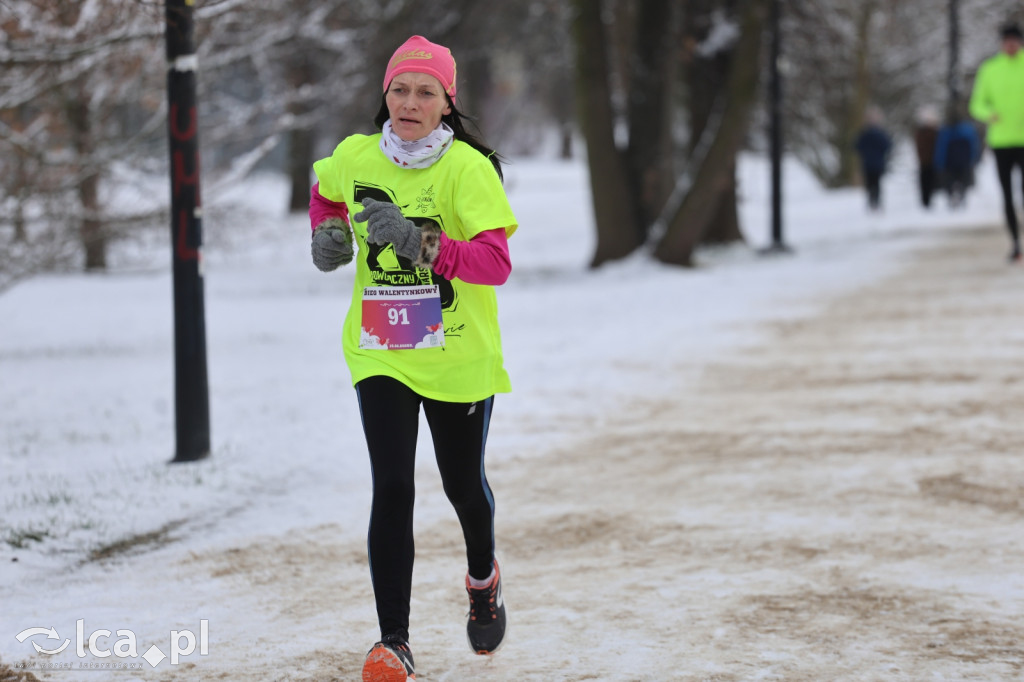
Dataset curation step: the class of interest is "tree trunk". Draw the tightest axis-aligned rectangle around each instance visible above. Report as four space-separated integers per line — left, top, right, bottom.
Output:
573 0 642 267
654 0 766 266
545 67 576 161
625 0 676 236
13 151 27 242
458 45 497 140
80 173 104 270
560 123 573 160
288 125 314 213
836 2 876 187
703 160 743 244
682 0 745 247
65 93 106 271
287 53 315 213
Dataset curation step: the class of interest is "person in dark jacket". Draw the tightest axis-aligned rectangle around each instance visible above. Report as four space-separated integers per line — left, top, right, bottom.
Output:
914 106 941 208
935 107 982 208
855 107 893 211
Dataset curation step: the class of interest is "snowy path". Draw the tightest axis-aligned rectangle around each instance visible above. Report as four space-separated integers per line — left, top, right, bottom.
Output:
175 224 1022 680
474 224 1024 681
5 223 1024 681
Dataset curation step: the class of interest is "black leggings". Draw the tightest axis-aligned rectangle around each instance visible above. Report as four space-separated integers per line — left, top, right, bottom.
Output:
355 375 496 641
993 147 1024 245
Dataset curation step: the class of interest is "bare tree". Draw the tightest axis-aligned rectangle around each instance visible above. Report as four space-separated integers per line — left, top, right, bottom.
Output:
572 0 641 266
653 0 767 265
626 0 678 235
572 0 764 268
680 0 746 246
0 0 165 283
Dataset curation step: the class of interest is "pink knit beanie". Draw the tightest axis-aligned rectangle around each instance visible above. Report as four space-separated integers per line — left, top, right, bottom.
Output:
383 35 457 99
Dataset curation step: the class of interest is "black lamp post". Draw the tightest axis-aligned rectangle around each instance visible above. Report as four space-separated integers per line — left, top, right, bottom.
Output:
762 0 791 255
165 0 210 463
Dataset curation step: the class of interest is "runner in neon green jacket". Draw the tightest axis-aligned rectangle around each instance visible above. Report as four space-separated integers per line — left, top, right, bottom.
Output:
969 23 1024 260
969 40 1024 146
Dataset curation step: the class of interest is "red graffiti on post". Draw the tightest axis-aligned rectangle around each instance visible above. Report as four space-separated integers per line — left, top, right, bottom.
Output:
170 102 200 262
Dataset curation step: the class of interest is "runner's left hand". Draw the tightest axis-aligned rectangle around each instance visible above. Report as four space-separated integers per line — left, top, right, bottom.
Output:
353 198 422 263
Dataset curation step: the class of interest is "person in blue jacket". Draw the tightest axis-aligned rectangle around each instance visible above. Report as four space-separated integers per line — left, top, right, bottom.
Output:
855 107 893 211
934 106 982 208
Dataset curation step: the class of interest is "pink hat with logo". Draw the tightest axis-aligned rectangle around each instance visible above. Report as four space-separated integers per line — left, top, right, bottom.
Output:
383 35 457 99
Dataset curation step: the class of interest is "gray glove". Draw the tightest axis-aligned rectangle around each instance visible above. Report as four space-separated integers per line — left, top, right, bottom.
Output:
311 218 353 272
352 198 422 263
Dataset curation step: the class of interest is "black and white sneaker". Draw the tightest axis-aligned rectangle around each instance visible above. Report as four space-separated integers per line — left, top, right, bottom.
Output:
466 560 506 655
361 634 415 681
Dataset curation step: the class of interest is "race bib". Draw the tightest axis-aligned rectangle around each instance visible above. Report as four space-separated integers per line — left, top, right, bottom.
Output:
360 285 445 350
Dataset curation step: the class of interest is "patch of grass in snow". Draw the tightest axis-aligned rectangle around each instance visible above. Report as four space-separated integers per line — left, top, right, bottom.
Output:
1 461 209 558
3 528 50 550
1 476 78 549
87 519 186 563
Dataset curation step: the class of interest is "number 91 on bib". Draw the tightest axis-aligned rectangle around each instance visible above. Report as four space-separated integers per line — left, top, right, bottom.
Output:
359 285 445 350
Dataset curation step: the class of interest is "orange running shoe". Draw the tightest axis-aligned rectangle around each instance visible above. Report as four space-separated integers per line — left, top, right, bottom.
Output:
361 634 415 682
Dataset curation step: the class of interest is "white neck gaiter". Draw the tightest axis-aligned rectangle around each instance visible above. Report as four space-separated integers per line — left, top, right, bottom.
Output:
380 120 455 169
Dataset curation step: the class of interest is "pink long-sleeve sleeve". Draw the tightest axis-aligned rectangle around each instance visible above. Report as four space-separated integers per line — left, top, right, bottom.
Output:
309 182 348 232
432 228 511 286
311 181 508 284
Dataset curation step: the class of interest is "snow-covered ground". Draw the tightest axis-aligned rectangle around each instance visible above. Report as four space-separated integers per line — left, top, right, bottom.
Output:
2 147 1022 680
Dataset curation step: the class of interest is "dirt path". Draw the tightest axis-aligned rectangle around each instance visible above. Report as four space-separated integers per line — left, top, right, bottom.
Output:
171 225 1024 681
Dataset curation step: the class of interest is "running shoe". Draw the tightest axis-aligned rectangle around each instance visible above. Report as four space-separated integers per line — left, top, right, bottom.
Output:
361 634 415 682
466 560 506 655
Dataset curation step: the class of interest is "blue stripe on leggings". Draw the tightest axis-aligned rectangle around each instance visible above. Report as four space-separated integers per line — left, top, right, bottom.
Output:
480 396 496 553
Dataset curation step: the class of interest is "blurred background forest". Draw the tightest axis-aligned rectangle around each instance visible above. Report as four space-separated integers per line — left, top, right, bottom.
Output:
1 0 1022 289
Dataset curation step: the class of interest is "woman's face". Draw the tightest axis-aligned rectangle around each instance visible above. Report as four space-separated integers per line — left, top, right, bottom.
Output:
385 72 452 141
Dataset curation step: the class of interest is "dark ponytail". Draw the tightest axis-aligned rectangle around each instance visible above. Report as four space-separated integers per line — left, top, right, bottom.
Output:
374 95 504 181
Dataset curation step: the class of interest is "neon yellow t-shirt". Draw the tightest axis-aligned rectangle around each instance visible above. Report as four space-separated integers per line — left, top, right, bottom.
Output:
969 52 1024 148
313 134 518 402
